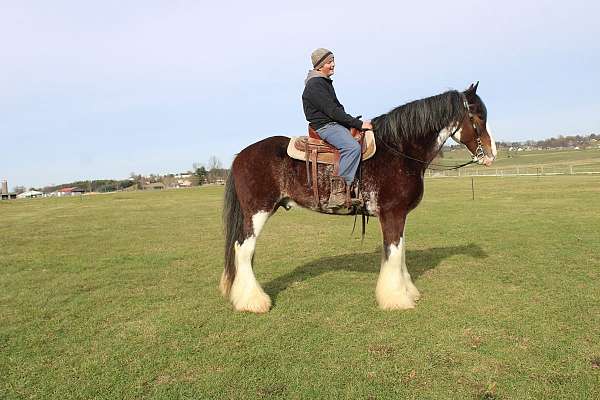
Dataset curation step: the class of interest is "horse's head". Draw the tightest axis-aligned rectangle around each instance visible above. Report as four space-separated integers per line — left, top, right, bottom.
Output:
451 82 497 166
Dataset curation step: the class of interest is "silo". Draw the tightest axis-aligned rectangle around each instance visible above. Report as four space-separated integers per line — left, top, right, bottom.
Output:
1 180 7 195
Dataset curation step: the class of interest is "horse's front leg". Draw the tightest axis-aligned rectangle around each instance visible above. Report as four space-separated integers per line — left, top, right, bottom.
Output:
376 210 420 310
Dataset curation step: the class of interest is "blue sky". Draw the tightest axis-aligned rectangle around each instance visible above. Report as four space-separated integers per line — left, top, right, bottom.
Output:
2 0 599 189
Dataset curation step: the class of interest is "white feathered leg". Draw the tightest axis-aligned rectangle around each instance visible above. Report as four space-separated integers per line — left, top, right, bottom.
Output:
229 212 272 313
401 233 420 301
376 237 416 310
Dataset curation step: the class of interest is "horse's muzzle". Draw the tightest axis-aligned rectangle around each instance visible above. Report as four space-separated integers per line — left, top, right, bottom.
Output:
482 155 495 166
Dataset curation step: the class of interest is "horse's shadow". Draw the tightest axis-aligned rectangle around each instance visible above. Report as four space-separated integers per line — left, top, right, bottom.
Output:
263 243 487 304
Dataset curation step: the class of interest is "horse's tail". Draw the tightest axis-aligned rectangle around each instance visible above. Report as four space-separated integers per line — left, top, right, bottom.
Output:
221 170 244 297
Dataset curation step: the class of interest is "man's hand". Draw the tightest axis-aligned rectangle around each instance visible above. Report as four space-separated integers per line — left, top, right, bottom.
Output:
361 120 373 130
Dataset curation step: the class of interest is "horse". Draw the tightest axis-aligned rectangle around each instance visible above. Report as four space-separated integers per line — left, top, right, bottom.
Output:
220 82 496 313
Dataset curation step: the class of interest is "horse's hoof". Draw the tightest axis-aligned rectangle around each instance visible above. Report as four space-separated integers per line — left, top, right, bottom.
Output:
378 301 415 310
232 291 272 314
377 293 416 310
407 286 421 302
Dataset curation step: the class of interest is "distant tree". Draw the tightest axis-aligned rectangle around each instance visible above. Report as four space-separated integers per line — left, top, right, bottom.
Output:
208 156 222 171
206 156 223 183
129 172 143 189
195 166 208 185
118 179 134 190
97 183 116 192
162 175 176 188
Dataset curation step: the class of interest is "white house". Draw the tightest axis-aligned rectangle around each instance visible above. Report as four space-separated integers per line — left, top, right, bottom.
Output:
17 190 43 199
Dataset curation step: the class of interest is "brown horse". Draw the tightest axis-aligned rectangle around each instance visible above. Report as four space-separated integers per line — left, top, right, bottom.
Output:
221 83 496 313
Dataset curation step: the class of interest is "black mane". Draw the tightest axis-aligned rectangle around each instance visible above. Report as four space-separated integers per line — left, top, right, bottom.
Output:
372 90 466 148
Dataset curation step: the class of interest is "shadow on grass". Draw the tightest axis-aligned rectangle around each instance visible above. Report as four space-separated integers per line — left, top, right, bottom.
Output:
264 243 487 304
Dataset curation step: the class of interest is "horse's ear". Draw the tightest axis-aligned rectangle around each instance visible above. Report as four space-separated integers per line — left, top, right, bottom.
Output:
465 81 479 94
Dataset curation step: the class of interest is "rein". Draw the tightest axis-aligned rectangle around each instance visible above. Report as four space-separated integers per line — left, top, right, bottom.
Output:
374 94 485 171
376 125 476 171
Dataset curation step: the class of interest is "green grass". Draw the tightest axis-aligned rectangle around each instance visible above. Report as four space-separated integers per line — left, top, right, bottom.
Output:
2 176 600 399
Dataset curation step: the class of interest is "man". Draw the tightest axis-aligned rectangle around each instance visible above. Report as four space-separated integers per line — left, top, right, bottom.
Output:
302 48 372 208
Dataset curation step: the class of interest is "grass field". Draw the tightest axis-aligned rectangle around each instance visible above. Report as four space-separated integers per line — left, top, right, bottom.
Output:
2 174 600 399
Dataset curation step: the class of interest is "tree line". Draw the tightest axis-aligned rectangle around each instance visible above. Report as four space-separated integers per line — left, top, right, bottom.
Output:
27 156 229 194
496 133 598 149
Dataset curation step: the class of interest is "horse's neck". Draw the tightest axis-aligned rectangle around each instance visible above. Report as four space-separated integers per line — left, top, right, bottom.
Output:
409 122 459 164
432 122 460 157
375 120 460 169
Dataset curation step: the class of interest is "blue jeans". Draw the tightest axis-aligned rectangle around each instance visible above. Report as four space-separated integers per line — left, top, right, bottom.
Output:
316 122 361 184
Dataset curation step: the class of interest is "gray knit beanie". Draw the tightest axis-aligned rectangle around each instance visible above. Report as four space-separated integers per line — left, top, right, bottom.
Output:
311 48 333 69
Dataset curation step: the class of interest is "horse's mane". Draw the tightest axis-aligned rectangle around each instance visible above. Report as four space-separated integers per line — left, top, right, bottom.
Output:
372 90 466 147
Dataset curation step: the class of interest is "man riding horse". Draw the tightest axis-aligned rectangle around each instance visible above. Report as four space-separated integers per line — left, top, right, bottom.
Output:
302 48 373 208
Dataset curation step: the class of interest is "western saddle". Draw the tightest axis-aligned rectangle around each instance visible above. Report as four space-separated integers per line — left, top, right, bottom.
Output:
287 126 376 208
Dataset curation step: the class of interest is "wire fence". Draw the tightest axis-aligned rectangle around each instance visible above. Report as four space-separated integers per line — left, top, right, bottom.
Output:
427 164 600 177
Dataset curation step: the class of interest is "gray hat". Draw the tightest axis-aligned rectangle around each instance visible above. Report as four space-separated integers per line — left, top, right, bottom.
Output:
311 48 333 69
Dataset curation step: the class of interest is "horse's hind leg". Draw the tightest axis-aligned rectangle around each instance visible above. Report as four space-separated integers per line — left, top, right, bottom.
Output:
227 211 272 313
221 136 290 313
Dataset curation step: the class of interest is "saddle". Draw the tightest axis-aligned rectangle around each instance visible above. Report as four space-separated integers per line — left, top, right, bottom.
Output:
286 126 376 207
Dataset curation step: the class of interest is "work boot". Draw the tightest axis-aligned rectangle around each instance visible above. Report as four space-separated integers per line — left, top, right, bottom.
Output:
327 176 348 209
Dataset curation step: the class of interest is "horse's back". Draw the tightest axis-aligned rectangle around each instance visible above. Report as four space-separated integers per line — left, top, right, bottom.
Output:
236 136 290 159
231 136 292 207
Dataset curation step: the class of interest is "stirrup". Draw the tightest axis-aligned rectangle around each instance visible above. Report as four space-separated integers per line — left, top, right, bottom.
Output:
345 182 362 208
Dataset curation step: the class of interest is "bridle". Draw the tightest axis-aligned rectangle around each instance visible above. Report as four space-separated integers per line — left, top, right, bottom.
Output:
457 92 486 162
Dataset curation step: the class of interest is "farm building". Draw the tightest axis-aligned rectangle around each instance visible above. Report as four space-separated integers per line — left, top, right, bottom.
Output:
51 187 85 197
16 190 43 199
1 179 17 200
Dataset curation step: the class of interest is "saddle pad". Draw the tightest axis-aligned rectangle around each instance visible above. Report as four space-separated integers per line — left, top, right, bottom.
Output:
287 130 376 164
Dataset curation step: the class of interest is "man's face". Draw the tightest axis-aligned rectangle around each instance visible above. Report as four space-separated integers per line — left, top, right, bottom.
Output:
319 57 335 77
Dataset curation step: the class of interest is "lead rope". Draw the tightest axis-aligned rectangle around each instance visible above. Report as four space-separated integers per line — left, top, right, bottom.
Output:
351 131 365 240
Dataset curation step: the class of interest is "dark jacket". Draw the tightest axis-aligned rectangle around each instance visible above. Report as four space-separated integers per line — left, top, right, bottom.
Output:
302 73 363 130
